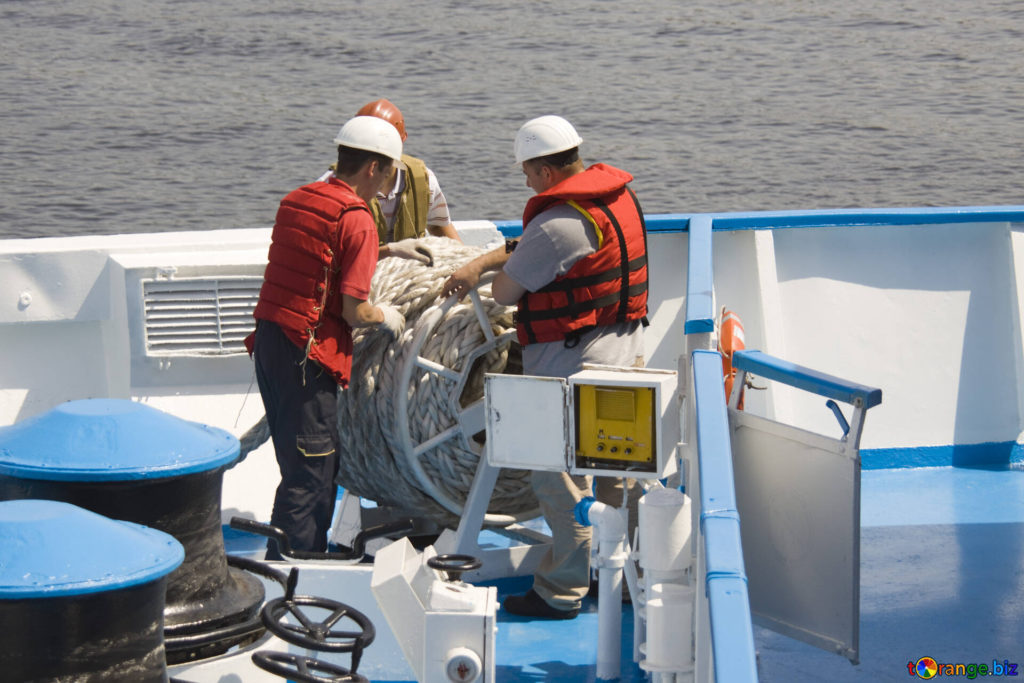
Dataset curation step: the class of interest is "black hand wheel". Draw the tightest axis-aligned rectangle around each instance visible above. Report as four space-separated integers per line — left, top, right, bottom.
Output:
251 651 368 683
427 553 483 582
261 594 375 671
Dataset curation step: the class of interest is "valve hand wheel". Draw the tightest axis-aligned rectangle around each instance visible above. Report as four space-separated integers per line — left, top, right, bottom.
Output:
251 651 368 683
427 553 483 582
261 594 375 664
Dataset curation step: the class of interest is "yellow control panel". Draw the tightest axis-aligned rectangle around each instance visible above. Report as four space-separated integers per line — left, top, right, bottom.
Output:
574 384 657 473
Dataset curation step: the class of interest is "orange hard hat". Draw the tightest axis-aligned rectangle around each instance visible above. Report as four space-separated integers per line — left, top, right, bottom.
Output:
356 99 407 142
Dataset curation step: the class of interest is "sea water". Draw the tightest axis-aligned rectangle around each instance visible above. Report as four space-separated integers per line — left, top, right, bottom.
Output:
2 0 1022 239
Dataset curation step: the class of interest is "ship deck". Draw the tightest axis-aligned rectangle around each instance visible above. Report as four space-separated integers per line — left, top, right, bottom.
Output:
756 464 1024 682
221 464 1024 681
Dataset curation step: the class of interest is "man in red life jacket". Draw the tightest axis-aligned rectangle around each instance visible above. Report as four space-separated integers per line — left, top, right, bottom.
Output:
246 116 407 560
442 115 648 619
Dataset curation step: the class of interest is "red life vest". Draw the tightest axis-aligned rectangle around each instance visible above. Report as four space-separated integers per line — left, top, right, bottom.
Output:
246 178 371 387
516 163 649 346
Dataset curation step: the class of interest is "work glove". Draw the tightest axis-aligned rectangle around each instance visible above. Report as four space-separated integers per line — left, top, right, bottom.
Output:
387 239 434 267
377 304 405 339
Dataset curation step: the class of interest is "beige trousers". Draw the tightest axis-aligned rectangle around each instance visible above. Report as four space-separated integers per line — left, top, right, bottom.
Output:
530 471 641 610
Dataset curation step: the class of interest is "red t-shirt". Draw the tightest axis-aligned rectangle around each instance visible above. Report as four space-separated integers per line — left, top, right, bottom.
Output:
248 177 380 386
329 178 379 302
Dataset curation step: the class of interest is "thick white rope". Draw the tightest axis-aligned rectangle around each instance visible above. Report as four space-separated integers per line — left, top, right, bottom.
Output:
341 237 535 527
241 237 536 528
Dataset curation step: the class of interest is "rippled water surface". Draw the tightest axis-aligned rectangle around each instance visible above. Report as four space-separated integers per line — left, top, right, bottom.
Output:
2 0 1022 238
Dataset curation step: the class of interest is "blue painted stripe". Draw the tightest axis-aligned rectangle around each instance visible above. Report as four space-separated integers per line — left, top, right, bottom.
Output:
733 350 882 408
861 441 1023 469
685 215 715 334
496 214 695 236
693 349 758 683
698 205 1024 231
645 213 692 233
494 205 1024 237
640 206 1024 233
639 206 1024 233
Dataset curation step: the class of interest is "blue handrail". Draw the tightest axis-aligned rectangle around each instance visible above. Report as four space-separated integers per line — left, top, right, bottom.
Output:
693 349 759 682
732 350 882 408
684 215 714 334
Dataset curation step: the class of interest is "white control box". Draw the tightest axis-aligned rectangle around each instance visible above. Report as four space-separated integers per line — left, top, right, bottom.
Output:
485 365 679 479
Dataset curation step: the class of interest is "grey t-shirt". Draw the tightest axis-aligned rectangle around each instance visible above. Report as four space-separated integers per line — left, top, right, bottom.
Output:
504 204 644 378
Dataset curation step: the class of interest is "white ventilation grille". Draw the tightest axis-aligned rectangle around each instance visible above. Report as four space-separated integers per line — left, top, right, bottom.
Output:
142 277 261 356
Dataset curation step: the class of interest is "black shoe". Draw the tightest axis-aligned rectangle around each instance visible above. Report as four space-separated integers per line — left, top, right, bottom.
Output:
503 589 579 620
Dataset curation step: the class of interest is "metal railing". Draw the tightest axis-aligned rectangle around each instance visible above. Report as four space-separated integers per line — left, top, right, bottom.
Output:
689 349 759 682
683 212 759 682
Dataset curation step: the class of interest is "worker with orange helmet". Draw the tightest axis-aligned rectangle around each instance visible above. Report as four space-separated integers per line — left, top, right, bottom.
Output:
319 99 461 262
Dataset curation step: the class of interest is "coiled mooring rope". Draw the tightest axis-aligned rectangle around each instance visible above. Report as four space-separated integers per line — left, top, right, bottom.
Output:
240 237 536 528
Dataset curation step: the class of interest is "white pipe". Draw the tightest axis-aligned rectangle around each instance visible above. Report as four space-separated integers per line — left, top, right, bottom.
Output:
626 525 643 664
636 487 694 679
597 546 625 680
646 582 695 673
576 498 628 680
638 487 691 581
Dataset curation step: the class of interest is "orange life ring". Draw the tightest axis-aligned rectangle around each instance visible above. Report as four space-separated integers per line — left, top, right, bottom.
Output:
718 307 745 409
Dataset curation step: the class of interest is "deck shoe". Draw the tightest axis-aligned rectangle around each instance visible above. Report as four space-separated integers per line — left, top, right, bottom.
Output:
503 589 579 620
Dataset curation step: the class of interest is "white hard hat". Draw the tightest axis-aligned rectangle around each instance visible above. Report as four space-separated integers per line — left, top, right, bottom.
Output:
514 115 583 164
333 116 403 162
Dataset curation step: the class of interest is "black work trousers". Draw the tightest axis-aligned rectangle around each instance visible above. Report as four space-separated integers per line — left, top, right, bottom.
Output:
253 321 341 560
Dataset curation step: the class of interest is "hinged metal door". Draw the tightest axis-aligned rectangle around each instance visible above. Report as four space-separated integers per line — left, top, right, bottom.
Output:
484 373 571 472
730 409 860 663
727 349 881 665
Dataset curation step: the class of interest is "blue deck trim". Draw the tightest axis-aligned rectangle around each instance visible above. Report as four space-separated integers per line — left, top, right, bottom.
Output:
644 213 692 233
685 215 715 334
603 205 1021 233
693 349 758 682
697 205 1024 231
733 350 882 408
495 213 695 236
496 205 1024 238
861 441 1024 469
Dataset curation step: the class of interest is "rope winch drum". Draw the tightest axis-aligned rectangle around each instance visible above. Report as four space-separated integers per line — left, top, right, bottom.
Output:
390 271 539 525
244 238 540 529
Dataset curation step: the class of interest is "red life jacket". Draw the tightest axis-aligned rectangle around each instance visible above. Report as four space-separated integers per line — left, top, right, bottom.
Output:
246 178 371 387
516 163 649 346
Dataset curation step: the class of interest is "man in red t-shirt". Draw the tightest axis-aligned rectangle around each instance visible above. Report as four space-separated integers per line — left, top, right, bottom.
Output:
248 116 407 559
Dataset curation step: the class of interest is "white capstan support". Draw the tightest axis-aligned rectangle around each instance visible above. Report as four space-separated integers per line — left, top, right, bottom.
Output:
433 457 552 581
637 486 695 681
371 538 497 683
575 497 628 681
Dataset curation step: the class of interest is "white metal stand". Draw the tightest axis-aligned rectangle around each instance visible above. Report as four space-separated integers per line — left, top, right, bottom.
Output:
434 457 551 582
